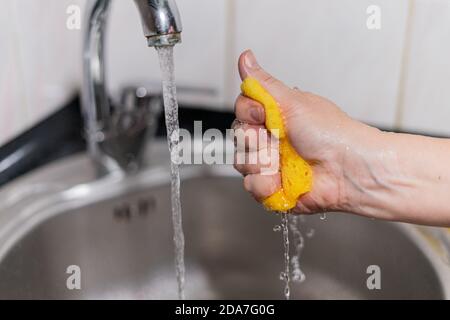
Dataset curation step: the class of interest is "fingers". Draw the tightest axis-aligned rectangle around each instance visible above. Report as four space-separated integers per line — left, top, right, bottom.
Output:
235 94 265 125
233 121 279 175
233 152 265 175
233 122 270 152
235 49 298 206
238 50 294 103
244 173 281 201
234 147 279 175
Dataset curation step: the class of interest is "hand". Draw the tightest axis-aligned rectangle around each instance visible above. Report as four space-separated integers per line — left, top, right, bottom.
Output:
233 50 381 216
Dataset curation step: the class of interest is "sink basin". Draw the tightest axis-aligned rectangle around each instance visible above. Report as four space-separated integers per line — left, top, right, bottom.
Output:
0 141 448 299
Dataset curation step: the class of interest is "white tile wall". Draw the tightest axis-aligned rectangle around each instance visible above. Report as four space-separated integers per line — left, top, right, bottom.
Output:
0 0 85 146
400 0 450 136
2 0 450 148
107 0 228 107
232 0 409 128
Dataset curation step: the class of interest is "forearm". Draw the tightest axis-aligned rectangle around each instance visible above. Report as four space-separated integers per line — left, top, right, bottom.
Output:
344 128 450 226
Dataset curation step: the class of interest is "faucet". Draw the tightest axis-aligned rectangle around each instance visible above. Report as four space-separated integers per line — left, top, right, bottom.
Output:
82 0 182 175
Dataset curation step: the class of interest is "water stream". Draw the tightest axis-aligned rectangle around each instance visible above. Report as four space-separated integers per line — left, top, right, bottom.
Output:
280 213 291 300
157 46 186 300
275 214 312 299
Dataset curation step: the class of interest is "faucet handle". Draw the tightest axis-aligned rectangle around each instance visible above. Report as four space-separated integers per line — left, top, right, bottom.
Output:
95 87 162 172
117 86 162 134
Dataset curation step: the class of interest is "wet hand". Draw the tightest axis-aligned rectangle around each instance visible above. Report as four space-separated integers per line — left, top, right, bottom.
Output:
233 50 380 215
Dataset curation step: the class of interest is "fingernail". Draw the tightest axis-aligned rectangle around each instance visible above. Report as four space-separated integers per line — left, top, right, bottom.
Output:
250 107 263 123
244 50 260 70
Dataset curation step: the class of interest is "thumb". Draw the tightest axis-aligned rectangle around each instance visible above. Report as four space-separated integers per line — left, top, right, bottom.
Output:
238 50 293 103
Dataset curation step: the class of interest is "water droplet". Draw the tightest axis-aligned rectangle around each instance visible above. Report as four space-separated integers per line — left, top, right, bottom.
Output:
136 87 148 98
273 225 282 232
284 286 291 300
320 213 327 220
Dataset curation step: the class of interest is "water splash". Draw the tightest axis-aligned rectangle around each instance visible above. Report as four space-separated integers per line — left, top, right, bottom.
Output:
289 215 306 283
156 46 185 300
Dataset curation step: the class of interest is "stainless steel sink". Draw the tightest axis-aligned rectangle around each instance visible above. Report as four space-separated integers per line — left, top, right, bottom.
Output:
0 141 448 299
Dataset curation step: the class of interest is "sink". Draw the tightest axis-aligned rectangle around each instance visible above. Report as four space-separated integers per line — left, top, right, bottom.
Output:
0 141 448 299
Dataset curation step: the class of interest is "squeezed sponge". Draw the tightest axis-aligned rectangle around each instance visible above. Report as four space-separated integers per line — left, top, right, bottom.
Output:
241 77 312 212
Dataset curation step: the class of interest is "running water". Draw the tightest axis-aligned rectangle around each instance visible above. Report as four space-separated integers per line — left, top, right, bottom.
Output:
279 214 290 300
157 46 185 300
275 214 310 299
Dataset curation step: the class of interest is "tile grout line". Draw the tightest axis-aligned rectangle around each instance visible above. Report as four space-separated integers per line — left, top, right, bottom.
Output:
394 0 416 131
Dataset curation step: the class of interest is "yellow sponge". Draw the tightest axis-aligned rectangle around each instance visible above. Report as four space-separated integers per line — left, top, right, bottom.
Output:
241 77 312 212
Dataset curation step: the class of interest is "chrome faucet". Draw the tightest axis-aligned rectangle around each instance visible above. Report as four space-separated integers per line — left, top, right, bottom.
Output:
82 0 182 175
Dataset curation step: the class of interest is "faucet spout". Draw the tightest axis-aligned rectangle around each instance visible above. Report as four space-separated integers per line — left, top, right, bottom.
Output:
133 0 182 47
82 0 182 175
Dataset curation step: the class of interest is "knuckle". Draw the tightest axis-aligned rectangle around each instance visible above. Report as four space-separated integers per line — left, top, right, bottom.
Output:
262 74 278 87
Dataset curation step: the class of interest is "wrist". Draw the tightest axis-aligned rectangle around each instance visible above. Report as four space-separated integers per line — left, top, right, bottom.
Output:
337 124 450 226
337 123 391 217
